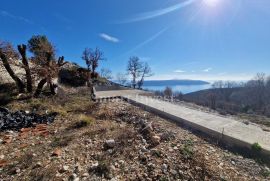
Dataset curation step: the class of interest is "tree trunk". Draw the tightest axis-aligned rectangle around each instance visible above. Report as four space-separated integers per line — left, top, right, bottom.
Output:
0 51 25 93
49 83 57 95
18 44 32 93
34 78 47 97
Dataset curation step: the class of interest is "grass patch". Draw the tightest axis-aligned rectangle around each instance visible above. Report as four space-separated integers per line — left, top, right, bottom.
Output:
68 114 94 129
51 136 73 147
180 139 194 159
251 142 262 152
261 170 270 178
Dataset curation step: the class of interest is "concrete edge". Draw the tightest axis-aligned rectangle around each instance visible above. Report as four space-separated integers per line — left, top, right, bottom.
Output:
95 95 270 164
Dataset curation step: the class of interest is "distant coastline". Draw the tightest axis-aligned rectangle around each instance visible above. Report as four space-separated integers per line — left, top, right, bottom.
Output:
143 80 210 86
142 80 211 94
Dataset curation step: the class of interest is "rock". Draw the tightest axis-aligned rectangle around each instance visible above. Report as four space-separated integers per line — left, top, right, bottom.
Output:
141 122 153 135
231 161 235 165
69 173 79 181
52 148 62 157
150 135 161 146
85 139 92 144
161 164 168 172
82 172 89 177
63 165 69 171
171 169 178 175
0 139 3 144
0 108 57 131
35 162 42 168
141 146 149 152
104 139 116 149
16 168 21 173
74 165 82 174
119 160 125 165
0 160 8 167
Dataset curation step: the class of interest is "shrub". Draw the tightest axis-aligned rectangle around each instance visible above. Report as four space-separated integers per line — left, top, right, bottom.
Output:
70 115 94 129
251 142 262 152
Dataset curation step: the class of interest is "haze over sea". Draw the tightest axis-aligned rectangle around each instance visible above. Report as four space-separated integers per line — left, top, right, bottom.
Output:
142 80 212 94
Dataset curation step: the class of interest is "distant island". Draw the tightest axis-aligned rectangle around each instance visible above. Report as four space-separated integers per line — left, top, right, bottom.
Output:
143 80 210 86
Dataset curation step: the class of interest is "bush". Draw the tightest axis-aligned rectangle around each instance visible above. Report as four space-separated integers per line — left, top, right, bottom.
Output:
251 142 262 152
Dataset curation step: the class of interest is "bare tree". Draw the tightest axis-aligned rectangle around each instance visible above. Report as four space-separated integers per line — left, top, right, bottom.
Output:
0 41 25 93
82 47 105 79
137 62 153 89
127 56 143 88
100 68 112 80
116 73 127 86
18 44 32 93
82 48 91 71
207 92 217 110
164 86 173 98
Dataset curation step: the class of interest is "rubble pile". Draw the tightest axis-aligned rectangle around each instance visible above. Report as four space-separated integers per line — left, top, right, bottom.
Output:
0 107 57 131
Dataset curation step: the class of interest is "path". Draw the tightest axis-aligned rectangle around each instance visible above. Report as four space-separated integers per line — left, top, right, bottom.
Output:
95 90 270 157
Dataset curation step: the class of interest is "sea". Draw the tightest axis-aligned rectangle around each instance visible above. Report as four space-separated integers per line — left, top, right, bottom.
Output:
142 84 212 94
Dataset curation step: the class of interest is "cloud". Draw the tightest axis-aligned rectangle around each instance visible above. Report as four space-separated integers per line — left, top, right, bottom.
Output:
116 0 195 23
174 70 186 73
203 68 212 72
123 27 168 55
0 10 33 24
99 33 120 43
53 13 72 24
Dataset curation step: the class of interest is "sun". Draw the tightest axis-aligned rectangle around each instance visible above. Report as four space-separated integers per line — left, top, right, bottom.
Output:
203 0 220 7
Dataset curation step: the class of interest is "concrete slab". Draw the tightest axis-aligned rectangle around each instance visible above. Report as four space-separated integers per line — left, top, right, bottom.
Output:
95 90 270 158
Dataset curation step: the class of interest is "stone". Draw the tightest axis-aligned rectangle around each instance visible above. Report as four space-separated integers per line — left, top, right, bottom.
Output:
69 173 79 181
104 139 116 149
63 165 69 171
151 135 161 145
161 164 168 172
119 160 125 165
0 160 8 167
0 109 57 131
52 148 62 156
85 139 92 144
141 146 149 152
82 172 89 177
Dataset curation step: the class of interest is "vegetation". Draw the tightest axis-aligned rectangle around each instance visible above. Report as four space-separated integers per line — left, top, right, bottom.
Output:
100 68 112 80
116 72 128 85
184 73 270 119
252 142 262 152
82 47 105 79
126 56 153 88
0 35 66 97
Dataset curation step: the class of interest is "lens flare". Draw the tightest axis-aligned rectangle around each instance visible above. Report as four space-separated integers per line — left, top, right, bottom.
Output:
203 0 220 7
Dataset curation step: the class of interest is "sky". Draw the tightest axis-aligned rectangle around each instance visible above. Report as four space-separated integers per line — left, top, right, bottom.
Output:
1 0 270 81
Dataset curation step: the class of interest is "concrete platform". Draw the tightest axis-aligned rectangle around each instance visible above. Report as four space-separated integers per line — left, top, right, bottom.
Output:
95 90 270 160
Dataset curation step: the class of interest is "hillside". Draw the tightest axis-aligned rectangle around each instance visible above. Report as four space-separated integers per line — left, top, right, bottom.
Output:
0 88 269 180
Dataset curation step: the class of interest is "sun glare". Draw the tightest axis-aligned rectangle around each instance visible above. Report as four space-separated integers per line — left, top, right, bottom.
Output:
203 0 220 7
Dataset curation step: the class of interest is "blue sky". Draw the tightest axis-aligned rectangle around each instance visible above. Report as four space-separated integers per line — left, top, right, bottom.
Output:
1 0 270 81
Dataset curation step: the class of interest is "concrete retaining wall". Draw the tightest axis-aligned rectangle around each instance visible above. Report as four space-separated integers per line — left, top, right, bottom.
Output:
98 95 270 164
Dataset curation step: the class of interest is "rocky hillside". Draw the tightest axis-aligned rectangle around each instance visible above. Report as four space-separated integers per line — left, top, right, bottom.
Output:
0 88 269 180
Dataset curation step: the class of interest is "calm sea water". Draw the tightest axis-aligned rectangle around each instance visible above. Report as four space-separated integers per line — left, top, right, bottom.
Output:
142 84 212 94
